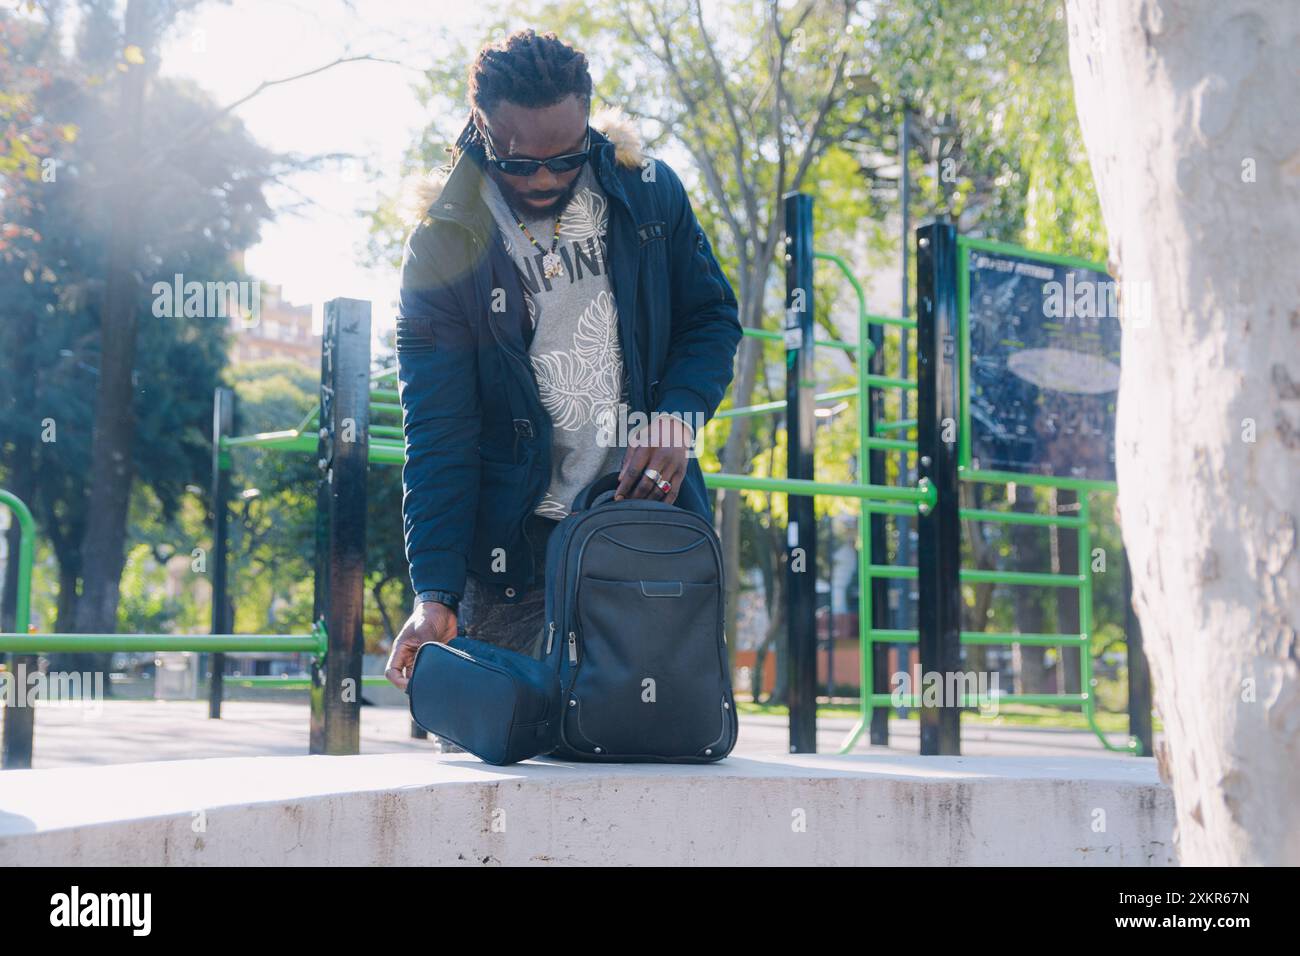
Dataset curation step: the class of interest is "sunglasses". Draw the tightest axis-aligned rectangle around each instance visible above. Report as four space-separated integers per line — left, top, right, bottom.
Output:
479 122 592 177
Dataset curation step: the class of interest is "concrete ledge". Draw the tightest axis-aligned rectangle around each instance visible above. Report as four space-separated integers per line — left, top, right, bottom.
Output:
0 753 1174 865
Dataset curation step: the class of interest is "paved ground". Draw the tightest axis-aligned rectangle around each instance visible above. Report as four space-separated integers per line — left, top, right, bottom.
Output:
2 698 1152 768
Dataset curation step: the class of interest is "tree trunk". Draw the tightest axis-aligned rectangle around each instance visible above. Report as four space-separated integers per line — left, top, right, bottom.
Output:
719 293 764 674
2 312 37 634
372 579 396 645
72 0 154 675
1067 0 1300 864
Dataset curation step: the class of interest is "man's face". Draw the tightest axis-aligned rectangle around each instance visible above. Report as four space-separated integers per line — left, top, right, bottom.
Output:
475 95 589 218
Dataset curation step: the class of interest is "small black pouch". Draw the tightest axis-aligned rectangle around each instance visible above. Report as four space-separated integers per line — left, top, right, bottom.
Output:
406 634 561 765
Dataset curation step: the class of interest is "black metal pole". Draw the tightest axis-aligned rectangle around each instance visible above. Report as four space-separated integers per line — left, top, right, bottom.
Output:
868 288 890 745
896 106 914 718
825 494 834 700
1124 551 1154 757
784 192 817 754
208 387 233 719
310 298 371 755
915 222 962 755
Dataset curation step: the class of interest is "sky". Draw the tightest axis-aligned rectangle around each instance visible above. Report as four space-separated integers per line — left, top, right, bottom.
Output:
157 0 497 336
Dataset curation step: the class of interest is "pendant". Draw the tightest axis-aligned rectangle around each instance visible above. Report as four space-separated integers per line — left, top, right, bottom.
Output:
542 252 563 279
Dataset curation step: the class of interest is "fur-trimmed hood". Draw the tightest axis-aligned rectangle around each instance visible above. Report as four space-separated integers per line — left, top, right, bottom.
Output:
397 105 644 230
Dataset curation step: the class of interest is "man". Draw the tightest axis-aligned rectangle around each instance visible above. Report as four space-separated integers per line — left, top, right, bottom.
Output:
384 30 741 722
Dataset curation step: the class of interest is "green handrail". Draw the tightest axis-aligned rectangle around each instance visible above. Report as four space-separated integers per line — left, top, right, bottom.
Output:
0 489 34 635
742 327 866 355
0 620 329 656
703 473 934 509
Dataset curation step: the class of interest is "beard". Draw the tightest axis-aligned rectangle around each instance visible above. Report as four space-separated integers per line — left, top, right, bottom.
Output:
495 172 582 219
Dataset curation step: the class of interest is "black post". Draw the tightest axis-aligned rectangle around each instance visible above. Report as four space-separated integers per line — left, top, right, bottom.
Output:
784 192 817 754
208 387 233 718
2 551 35 770
310 298 371 755
895 105 915 720
914 222 962 755
868 296 890 745
1124 552 1154 757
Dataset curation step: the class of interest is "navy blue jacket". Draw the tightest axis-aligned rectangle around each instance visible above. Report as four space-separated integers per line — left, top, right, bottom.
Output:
396 112 741 602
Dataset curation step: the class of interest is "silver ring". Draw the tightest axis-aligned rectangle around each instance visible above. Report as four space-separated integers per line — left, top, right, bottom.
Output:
643 467 662 483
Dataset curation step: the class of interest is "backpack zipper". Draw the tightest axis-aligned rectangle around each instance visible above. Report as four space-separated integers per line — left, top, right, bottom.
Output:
567 630 577 664
545 620 555 655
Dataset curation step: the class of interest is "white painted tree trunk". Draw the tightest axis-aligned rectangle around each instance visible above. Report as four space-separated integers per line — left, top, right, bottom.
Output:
1065 0 1300 864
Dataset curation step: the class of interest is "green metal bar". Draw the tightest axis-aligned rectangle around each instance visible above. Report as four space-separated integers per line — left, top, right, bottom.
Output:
867 693 1089 707
369 402 402 416
371 425 404 439
367 444 406 466
862 501 921 517
962 631 1088 646
960 507 1087 529
867 564 1083 588
961 568 1084 588
1074 498 1139 754
713 387 859 420
870 628 918 641
875 418 916 433
862 629 1087 647
369 388 400 403
959 468 1117 493
222 430 316 453
869 564 917 579
813 388 858 402
863 373 917 391
292 404 320 436
865 312 915 329
863 436 917 452
0 633 321 653
228 675 392 688
741 327 866 354
0 490 35 635
958 235 1109 275
702 473 934 507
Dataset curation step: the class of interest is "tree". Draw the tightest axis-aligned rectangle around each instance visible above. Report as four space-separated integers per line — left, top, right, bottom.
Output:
1067 0 1300 864
1 2 277 680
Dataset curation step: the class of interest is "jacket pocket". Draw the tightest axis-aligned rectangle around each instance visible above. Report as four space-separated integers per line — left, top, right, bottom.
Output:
692 228 726 306
395 315 436 354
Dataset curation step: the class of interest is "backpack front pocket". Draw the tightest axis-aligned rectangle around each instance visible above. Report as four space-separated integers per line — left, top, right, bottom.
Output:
566 575 725 756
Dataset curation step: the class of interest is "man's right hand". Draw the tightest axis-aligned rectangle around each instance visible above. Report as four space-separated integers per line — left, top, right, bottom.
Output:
386 601 458 690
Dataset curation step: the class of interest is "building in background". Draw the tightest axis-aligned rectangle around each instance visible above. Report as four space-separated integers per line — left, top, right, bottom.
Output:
227 282 320 368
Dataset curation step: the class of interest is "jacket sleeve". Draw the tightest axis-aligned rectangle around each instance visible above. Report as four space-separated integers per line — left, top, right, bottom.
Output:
396 223 481 598
654 160 743 436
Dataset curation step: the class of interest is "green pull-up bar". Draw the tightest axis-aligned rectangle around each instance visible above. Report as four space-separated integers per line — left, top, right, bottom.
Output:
0 490 329 659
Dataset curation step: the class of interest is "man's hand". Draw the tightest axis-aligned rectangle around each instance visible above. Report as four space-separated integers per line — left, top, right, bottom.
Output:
615 414 691 504
385 601 458 690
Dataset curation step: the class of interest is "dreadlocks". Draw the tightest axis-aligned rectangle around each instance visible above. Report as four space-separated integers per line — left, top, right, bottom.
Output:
449 29 593 163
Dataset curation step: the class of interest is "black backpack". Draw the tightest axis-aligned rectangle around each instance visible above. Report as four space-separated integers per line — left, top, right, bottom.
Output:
541 472 738 762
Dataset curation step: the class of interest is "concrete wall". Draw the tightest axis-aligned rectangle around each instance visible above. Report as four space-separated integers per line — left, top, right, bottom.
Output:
0 753 1175 865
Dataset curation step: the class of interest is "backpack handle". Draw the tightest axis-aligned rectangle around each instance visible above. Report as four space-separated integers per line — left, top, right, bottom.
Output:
569 471 623 512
